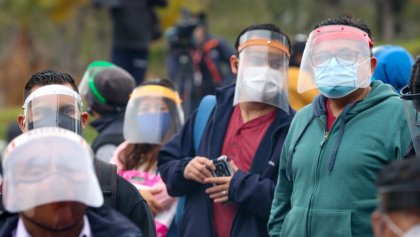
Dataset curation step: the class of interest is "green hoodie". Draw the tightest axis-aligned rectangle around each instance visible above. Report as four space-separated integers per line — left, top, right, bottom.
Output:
268 80 411 237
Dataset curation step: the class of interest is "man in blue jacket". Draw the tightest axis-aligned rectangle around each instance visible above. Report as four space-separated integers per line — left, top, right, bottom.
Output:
158 24 294 237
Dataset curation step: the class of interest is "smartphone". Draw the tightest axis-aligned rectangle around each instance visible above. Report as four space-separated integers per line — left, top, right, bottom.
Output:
212 155 234 177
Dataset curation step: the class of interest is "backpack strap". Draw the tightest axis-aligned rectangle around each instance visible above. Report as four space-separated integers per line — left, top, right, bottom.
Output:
176 95 216 226
193 95 217 151
94 158 118 208
91 133 125 153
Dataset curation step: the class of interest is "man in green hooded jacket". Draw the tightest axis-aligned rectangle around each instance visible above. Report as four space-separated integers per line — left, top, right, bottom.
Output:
268 16 411 237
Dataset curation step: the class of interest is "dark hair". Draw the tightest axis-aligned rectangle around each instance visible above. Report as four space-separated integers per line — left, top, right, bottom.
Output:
118 78 182 171
24 70 78 101
314 15 373 39
141 78 178 91
376 158 420 213
234 23 291 55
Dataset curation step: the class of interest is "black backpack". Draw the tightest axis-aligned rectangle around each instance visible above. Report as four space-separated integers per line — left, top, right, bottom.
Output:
91 133 125 154
94 158 118 208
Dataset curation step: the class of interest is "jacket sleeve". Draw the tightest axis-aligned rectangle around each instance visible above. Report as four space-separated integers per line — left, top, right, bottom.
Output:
267 140 294 236
228 170 276 220
158 112 201 197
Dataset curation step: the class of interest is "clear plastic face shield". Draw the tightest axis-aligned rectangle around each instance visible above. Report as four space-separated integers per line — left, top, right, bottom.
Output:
1 127 103 213
401 85 420 156
124 85 184 144
78 60 114 102
23 85 83 135
234 30 291 113
298 25 374 98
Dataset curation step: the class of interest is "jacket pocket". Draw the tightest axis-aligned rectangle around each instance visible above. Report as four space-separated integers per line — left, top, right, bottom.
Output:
280 207 353 237
352 199 377 237
280 207 306 237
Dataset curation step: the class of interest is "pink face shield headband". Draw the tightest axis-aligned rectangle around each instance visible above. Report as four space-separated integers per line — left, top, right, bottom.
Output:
309 25 374 48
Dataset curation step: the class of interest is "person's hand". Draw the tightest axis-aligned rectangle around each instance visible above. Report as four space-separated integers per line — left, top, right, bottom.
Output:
183 156 215 184
204 160 238 203
204 176 232 203
139 188 163 216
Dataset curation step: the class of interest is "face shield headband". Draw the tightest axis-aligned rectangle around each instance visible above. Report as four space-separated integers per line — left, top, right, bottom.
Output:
238 29 291 58
79 60 114 104
401 85 420 101
309 25 374 49
23 85 82 115
131 85 182 105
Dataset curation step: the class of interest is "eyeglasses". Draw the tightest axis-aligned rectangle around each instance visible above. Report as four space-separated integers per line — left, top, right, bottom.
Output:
243 53 287 69
310 50 361 67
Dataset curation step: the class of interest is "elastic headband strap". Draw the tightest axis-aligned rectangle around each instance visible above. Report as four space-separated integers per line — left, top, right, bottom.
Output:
238 39 290 58
132 85 182 105
310 25 373 48
400 85 420 101
88 74 107 104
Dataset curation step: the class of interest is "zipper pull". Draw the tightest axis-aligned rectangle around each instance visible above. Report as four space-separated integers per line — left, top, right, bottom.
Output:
320 131 329 146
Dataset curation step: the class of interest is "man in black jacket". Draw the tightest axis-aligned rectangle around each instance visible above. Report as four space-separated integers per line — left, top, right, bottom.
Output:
0 127 143 237
9 69 156 237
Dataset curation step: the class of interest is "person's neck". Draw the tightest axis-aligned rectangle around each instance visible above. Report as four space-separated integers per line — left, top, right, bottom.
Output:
239 102 275 123
329 87 371 117
22 216 84 237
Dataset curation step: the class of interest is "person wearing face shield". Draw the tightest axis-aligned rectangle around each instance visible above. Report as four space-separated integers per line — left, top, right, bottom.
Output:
400 56 420 158
110 78 184 237
79 61 136 162
371 157 420 237
0 127 143 237
8 70 157 237
158 24 294 237
268 16 411 237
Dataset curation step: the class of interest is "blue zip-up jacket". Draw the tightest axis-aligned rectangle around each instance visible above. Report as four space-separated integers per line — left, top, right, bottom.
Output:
158 84 294 237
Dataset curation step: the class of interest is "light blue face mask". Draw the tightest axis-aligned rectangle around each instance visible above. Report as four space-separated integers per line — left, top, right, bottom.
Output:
136 112 170 144
314 58 364 98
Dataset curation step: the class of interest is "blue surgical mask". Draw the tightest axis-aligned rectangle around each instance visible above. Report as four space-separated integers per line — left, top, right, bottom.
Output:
136 112 170 144
314 58 359 98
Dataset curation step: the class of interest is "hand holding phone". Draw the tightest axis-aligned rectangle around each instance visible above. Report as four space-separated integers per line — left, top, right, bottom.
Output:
212 155 234 177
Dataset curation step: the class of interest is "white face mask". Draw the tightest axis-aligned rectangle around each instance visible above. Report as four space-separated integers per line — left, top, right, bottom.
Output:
382 213 420 237
242 66 283 100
